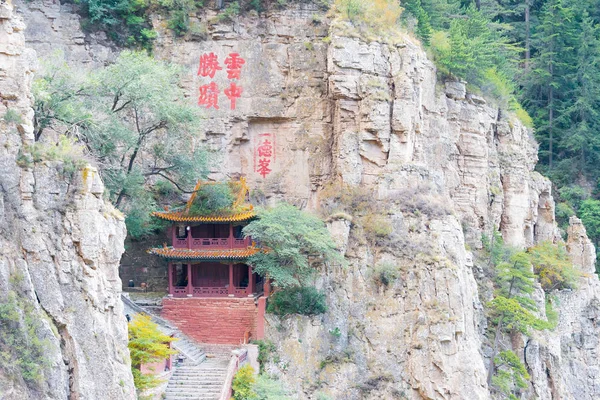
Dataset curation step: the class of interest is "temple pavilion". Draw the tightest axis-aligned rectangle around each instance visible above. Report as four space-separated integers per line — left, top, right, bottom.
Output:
148 178 264 298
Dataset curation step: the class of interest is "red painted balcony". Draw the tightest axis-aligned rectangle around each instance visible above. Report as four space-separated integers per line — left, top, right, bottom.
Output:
172 234 252 250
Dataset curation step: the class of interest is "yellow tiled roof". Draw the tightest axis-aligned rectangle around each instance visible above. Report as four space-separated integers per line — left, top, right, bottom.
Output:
152 178 255 223
151 209 256 223
147 246 259 260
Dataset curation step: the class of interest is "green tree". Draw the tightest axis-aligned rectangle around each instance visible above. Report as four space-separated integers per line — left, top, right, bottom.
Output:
33 51 208 239
431 6 519 88
128 314 177 390
491 350 530 400
402 0 433 43
579 199 600 248
557 11 600 181
484 236 553 397
521 0 577 171
242 203 343 288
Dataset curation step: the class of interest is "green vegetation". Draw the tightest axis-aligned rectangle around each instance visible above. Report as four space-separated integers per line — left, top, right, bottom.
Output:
528 241 579 291
482 232 557 398
335 0 402 37
33 51 207 239
399 0 600 275
266 286 327 317
251 374 290 399
2 108 22 124
231 364 290 400
491 350 530 400
0 291 50 385
252 339 276 373
17 135 88 177
232 364 256 400
371 261 401 288
243 203 343 288
188 182 235 216
128 314 177 390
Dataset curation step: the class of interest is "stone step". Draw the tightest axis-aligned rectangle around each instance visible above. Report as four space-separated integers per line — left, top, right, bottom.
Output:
168 383 223 389
171 374 227 379
174 368 228 373
165 389 221 395
166 386 222 392
166 396 219 400
168 379 225 384
168 373 225 380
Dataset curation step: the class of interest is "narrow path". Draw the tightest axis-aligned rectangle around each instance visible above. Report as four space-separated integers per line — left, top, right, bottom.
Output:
122 295 234 400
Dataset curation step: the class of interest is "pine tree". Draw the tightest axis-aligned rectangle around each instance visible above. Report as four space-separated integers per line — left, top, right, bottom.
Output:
521 0 578 172
558 11 600 181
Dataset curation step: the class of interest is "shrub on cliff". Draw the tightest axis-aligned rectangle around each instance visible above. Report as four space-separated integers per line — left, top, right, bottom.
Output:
527 241 578 291
243 203 343 288
0 290 50 385
266 286 327 317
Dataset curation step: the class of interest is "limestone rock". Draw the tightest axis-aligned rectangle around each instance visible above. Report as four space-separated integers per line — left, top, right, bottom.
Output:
0 3 135 399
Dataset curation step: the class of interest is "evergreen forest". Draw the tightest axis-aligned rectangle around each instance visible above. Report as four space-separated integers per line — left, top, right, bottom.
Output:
400 0 600 270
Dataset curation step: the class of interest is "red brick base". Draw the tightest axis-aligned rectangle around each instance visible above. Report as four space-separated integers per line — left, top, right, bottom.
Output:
161 297 258 344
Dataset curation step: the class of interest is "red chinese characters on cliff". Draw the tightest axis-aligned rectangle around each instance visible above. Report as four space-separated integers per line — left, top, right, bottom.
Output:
196 52 245 110
224 53 245 79
197 52 222 78
254 133 275 178
198 82 219 109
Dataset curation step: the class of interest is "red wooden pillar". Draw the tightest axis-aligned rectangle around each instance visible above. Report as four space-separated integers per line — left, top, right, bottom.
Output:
264 276 271 297
229 223 234 248
187 226 191 249
168 263 173 295
247 265 254 295
228 263 234 295
186 263 193 296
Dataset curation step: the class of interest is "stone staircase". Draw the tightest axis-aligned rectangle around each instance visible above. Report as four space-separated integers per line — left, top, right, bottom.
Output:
171 332 207 366
165 356 230 400
121 295 234 400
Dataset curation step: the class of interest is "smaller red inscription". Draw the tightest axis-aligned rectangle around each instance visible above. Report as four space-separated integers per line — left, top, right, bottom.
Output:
224 53 246 80
198 52 222 78
198 82 219 109
257 158 272 178
254 133 275 178
224 82 243 110
257 140 272 158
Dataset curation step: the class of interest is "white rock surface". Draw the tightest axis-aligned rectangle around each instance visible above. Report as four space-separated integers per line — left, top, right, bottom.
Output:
0 2 135 398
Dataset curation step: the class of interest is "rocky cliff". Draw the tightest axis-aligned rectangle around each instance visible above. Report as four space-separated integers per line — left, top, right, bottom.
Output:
0 1 135 398
9 1 600 399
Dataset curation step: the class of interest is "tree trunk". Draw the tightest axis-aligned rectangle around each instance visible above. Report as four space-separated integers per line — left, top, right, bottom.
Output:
549 85 554 170
525 1 531 69
487 315 504 387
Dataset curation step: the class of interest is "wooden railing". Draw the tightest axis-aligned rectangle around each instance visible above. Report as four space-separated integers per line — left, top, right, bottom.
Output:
172 236 251 249
170 286 248 298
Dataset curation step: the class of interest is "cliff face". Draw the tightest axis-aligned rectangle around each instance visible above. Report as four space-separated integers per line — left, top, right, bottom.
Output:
0 1 135 398
10 1 600 399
